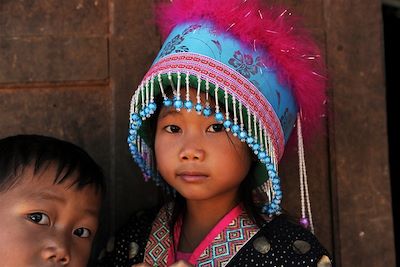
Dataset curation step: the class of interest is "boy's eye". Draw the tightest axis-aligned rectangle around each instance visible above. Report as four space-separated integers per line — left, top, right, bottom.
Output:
207 124 224 133
164 125 181 133
73 227 91 238
27 212 50 225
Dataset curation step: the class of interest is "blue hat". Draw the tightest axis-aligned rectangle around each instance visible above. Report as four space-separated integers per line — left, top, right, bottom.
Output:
128 0 326 218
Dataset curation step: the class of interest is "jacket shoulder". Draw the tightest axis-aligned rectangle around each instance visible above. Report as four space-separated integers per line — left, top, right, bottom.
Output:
229 215 334 266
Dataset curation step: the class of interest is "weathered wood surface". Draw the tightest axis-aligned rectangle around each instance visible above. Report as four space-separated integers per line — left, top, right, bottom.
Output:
324 0 396 266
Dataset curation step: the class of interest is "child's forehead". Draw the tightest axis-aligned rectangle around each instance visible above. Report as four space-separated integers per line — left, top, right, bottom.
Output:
15 163 95 192
0 163 101 212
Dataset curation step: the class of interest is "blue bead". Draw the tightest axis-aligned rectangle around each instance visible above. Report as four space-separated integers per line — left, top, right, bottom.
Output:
139 110 146 117
148 102 157 113
268 170 277 178
258 151 266 159
270 203 277 209
246 137 254 144
231 124 240 133
133 119 142 128
273 184 280 191
131 113 140 121
266 164 274 171
174 100 183 109
239 131 247 140
252 143 260 150
195 103 203 112
129 129 137 135
273 198 281 204
144 106 150 114
264 156 271 164
203 108 212 117
163 99 172 106
223 120 232 129
215 112 224 122
184 100 193 110
276 194 282 200
272 178 280 185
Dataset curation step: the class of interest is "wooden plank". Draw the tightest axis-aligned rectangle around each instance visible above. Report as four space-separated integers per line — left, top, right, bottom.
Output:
0 0 108 36
0 85 111 172
0 37 108 83
110 0 162 229
324 0 396 266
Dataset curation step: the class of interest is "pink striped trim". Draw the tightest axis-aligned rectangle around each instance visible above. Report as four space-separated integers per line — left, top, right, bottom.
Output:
143 52 285 159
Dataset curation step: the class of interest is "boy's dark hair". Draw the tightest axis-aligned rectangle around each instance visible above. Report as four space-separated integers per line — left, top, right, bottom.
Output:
0 134 105 195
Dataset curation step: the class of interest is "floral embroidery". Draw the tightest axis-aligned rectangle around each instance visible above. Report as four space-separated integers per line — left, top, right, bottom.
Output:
279 108 295 135
228 51 262 79
159 24 202 58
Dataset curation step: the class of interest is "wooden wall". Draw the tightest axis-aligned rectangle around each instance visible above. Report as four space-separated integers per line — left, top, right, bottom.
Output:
0 0 396 266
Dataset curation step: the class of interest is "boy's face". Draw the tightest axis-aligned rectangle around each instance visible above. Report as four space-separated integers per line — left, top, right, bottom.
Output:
0 164 101 267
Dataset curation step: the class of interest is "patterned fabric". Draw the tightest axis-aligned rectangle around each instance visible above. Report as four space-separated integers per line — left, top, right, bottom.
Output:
196 212 259 266
143 204 173 265
96 206 334 267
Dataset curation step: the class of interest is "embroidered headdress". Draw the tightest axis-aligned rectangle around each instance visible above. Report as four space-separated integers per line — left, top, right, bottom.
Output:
128 0 326 232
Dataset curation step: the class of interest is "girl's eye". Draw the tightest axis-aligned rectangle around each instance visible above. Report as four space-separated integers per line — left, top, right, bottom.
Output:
73 227 91 238
207 124 224 133
164 125 181 133
27 212 50 225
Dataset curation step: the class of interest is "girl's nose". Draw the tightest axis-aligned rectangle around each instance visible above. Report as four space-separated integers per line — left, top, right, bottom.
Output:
179 142 205 161
41 237 71 265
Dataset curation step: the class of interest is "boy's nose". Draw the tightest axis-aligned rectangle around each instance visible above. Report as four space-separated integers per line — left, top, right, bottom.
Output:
41 239 71 265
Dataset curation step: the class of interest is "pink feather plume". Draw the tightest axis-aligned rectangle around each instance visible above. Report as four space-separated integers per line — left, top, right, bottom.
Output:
155 0 327 140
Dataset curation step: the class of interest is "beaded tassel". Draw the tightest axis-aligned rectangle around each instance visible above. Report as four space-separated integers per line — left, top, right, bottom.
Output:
238 102 247 142
246 111 254 147
231 95 239 136
174 72 183 110
184 72 193 111
297 114 314 233
195 75 202 114
168 71 176 93
140 84 146 119
257 119 266 160
253 113 260 154
223 88 232 130
148 76 156 115
214 85 224 122
159 73 172 106
203 80 211 116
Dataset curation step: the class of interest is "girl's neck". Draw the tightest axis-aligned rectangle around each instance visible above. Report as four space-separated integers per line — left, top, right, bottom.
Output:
178 194 240 252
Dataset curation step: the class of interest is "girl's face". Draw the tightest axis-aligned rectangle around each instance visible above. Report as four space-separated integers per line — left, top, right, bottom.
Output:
155 88 252 204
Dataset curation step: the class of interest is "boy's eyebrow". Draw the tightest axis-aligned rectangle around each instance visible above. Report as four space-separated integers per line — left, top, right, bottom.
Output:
27 191 66 203
27 191 99 217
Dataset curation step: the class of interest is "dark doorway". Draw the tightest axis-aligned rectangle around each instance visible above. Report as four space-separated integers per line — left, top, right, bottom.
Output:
383 2 400 263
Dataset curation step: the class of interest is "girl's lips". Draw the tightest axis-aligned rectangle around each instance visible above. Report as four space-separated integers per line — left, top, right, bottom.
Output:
176 172 208 182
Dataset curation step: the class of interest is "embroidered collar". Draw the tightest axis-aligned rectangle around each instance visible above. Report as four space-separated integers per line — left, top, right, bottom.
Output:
144 204 260 266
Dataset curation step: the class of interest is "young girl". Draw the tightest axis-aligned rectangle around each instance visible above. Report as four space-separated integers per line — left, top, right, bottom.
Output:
98 0 332 266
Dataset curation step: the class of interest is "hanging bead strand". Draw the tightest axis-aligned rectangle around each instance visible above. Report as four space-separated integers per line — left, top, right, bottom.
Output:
214 85 224 122
195 75 203 114
203 79 212 116
184 72 193 111
174 72 183 111
223 88 232 131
